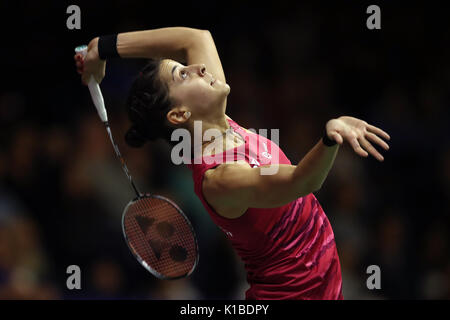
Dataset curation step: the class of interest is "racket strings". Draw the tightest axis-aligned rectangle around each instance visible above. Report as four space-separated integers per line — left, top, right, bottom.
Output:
124 197 197 279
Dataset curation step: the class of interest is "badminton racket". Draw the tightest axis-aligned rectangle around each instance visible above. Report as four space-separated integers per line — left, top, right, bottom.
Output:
74 45 199 280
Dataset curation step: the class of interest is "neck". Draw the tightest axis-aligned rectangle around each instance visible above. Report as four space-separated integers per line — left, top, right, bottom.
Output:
200 114 230 134
199 98 229 133
188 114 243 158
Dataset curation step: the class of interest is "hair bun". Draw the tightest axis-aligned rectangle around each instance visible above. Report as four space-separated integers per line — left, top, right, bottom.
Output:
125 125 147 148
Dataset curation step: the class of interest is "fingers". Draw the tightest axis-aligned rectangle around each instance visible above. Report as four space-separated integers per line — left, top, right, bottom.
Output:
366 124 390 141
362 123 390 161
74 54 84 75
74 53 84 65
74 54 87 85
359 137 384 161
365 132 389 151
74 53 84 62
336 119 390 161
347 134 369 158
76 64 84 75
344 130 389 162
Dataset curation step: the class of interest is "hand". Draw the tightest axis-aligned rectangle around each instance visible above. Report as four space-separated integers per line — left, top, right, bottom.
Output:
325 116 390 161
74 37 106 85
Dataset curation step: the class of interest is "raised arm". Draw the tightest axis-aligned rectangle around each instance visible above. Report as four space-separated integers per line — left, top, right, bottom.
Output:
75 27 225 84
203 116 390 218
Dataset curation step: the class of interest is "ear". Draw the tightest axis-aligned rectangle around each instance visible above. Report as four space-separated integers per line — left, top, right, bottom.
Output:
167 107 191 125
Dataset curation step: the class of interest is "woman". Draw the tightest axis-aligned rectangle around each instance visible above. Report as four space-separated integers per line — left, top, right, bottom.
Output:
75 27 390 300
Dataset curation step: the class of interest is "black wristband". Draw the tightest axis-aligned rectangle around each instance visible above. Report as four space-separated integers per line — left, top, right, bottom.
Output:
98 34 120 60
322 133 337 147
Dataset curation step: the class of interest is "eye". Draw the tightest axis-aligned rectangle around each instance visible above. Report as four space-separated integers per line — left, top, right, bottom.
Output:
180 70 188 80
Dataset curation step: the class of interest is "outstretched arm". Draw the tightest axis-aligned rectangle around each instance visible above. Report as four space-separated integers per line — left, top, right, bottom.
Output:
75 27 225 85
203 116 390 217
291 116 390 191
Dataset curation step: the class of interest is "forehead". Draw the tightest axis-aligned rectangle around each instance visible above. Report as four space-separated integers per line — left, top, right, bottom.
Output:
159 59 184 84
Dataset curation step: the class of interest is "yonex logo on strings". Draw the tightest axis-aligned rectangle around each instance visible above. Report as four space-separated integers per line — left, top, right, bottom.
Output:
135 215 188 262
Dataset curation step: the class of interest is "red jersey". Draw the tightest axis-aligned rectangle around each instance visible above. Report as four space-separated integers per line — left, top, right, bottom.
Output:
187 118 343 300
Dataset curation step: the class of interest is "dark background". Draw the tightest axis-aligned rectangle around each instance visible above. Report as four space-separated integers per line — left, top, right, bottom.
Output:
0 1 449 299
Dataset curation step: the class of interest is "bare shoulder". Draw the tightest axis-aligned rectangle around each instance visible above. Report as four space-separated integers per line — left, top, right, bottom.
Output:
202 161 251 219
203 161 251 193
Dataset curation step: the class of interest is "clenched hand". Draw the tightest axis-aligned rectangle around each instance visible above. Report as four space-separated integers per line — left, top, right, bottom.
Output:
74 37 106 85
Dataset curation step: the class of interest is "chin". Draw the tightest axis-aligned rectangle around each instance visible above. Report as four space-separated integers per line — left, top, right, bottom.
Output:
222 83 231 96
213 86 229 109
214 79 230 93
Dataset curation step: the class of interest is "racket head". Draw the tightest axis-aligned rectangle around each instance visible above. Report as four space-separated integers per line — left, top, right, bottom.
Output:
121 194 199 280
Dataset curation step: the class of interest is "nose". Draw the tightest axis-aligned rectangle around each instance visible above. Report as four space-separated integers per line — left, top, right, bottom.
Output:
195 64 206 76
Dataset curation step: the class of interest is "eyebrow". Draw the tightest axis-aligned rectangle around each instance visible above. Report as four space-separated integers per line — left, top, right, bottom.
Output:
171 65 178 81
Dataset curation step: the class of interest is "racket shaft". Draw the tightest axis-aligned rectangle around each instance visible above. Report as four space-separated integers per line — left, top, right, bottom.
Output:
106 125 141 197
75 45 139 197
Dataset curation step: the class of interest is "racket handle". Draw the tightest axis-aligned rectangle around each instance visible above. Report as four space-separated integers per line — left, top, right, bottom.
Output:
74 45 108 123
87 78 108 122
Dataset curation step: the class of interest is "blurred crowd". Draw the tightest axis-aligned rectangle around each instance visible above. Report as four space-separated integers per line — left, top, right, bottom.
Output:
0 2 449 299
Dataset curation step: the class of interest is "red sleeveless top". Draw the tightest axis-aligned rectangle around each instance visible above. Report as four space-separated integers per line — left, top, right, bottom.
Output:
186 118 343 300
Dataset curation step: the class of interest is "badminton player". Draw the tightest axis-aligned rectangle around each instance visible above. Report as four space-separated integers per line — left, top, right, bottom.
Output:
75 27 390 300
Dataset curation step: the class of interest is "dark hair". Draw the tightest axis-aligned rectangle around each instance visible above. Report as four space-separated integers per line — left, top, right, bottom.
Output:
125 59 175 148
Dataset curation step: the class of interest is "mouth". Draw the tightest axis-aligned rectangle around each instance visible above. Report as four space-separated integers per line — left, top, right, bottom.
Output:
210 78 216 86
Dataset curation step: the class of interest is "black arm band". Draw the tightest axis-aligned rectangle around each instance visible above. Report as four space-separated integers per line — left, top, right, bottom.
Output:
322 133 337 147
98 34 120 60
